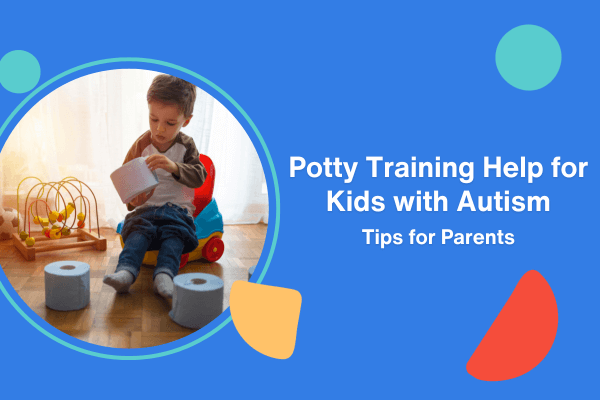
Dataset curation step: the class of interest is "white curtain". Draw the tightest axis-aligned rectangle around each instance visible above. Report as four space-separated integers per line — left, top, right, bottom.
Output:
0 69 268 230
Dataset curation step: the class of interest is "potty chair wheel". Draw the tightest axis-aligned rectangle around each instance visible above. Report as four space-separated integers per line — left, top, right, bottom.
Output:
202 237 224 262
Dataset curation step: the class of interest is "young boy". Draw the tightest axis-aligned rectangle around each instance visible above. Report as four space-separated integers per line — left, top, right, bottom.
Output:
103 74 206 299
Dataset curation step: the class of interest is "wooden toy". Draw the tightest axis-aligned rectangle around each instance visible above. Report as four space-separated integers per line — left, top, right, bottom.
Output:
11 176 106 261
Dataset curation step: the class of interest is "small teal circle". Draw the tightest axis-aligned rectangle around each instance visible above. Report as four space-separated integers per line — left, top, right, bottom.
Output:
496 25 561 91
0 50 41 93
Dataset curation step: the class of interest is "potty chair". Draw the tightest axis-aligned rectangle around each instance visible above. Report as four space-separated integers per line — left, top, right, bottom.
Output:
117 154 225 268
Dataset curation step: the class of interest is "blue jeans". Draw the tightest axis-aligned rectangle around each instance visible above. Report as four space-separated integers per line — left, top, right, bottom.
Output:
117 203 198 281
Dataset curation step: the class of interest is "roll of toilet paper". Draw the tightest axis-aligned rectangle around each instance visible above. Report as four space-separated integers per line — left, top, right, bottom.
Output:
170 273 224 329
110 157 159 204
44 261 90 311
248 265 256 280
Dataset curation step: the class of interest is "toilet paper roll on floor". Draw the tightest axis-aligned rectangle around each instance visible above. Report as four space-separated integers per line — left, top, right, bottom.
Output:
170 273 224 329
45 261 90 311
248 265 256 280
110 156 159 204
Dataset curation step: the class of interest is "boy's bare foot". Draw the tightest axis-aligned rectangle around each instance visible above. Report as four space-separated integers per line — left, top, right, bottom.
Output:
103 270 134 294
154 273 174 299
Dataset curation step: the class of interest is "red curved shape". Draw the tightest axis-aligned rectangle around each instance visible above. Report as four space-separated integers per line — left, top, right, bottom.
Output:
180 154 216 269
193 154 215 218
467 270 558 381
179 253 190 269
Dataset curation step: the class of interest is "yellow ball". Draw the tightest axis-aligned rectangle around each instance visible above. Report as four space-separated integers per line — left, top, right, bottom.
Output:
42 227 49 235
77 212 85 221
25 237 35 247
49 211 59 223
49 229 62 240
19 231 29 240
33 216 40 225
61 227 71 236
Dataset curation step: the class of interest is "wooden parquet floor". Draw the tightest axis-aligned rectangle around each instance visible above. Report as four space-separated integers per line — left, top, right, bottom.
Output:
0 224 267 349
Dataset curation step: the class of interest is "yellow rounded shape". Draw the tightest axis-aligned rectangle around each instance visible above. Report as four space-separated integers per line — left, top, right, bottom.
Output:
61 227 71 236
77 212 85 221
230 281 302 359
48 211 59 223
49 229 62 240
39 218 49 227
213 247 217 252
42 227 49 235
58 203 75 221
19 231 28 240
33 216 40 225
25 237 35 247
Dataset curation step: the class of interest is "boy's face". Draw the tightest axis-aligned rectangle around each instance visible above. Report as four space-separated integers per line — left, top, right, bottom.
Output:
148 101 192 150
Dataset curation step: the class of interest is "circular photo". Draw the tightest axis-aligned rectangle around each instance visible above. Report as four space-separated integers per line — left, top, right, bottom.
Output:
0 69 268 348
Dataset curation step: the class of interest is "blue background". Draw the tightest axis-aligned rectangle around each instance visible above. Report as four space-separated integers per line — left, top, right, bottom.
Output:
0 1 598 398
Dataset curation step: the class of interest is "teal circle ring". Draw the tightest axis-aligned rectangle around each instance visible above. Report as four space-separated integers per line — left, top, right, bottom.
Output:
0 57 280 360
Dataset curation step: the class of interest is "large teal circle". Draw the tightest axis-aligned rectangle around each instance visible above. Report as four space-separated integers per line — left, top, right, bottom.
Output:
0 50 41 93
0 58 280 360
496 25 562 91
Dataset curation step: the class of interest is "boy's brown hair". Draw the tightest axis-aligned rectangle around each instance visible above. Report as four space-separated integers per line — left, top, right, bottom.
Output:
147 74 197 118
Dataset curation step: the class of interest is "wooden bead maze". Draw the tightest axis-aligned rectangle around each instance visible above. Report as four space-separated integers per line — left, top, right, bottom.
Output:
12 176 106 261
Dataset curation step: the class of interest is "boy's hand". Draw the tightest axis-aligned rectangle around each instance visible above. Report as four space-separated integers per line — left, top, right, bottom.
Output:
146 154 180 176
